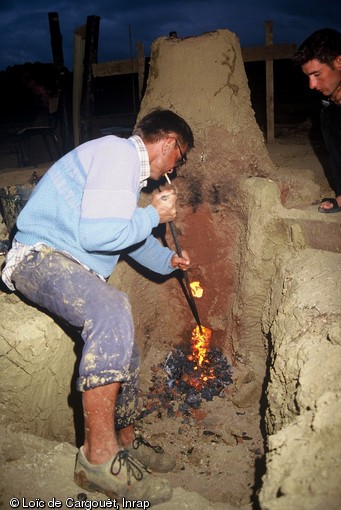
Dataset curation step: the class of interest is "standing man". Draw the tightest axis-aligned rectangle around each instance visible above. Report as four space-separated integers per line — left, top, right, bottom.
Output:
2 108 194 504
293 28 341 213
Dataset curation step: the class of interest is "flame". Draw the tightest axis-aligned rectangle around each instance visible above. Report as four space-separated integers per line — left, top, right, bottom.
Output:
189 325 212 367
185 325 214 389
186 281 215 387
190 281 203 298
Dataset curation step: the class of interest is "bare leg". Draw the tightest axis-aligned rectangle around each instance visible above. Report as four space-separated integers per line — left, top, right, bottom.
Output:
117 424 175 473
117 424 136 447
83 382 121 465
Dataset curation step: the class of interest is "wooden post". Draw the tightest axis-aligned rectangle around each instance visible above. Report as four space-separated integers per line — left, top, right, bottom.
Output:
128 25 138 113
136 41 145 101
48 12 73 153
73 25 86 147
48 12 64 68
242 38 296 139
79 15 100 144
265 20 274 142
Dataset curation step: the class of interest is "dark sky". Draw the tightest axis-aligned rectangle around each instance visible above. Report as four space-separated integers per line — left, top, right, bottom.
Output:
0 0 340 72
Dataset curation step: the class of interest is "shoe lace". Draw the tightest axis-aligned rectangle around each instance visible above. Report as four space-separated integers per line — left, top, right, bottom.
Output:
110 450 149 486
132 435 164 454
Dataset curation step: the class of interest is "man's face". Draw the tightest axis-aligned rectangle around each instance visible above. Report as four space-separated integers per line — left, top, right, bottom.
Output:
302 58 341 97
149 138 188 181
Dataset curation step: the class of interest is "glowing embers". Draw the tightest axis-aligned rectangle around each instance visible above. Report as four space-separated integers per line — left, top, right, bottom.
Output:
139 279 232 418
138 335 233 420
165 338 233 408
164 280 232 407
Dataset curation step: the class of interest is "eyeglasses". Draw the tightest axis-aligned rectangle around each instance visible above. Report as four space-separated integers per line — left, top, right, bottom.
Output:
174 139 187 169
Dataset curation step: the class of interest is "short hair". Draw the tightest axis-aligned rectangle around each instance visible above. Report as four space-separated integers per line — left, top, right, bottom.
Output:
293 28 341 67
134 108 194 150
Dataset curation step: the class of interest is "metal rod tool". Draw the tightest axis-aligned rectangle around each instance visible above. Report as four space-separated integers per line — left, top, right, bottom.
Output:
160 179 203 331
168 219 203 332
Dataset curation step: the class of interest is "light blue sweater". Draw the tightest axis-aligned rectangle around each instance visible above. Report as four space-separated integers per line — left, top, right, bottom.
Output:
15 135 175 278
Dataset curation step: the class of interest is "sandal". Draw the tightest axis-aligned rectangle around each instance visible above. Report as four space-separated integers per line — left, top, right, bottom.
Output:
318 197 341 213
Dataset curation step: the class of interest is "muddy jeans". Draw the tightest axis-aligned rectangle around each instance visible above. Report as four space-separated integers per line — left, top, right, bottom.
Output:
11 248 140 429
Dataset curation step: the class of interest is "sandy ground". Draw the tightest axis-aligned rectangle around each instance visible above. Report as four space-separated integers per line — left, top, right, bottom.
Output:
0 124 337 510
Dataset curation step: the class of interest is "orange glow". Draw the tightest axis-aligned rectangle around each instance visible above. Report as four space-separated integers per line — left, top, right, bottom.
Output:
190 281 203 298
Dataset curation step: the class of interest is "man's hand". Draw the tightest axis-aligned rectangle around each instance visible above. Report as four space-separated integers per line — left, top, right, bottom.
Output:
171 249 190 271
330 83 341 105
152 189 177 224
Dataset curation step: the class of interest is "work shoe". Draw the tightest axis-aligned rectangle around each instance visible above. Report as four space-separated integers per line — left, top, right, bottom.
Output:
74 447 172 504
125 435 176 473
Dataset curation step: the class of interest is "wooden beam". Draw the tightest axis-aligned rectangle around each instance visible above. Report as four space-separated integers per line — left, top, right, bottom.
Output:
92 42 145 104
92 59 138 77
84 21 294 145
242 43 296 62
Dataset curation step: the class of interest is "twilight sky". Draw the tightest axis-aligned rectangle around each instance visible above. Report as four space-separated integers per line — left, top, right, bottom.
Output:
0 0 340 71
